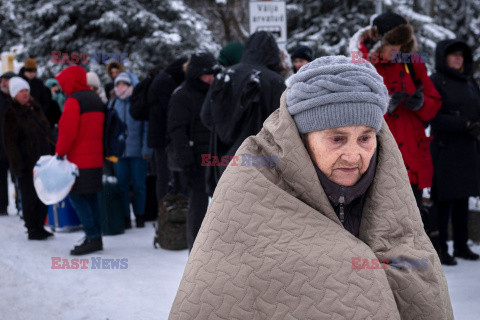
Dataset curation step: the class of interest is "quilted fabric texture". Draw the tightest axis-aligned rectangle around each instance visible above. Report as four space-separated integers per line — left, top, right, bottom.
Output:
169 92 453 320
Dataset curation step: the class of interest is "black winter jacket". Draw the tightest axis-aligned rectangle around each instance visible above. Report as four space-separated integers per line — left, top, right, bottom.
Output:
0 92 9 160
168 53 217 184
147 57 187 149
430 39 480 201
20 68 61 128
2 98 53 178
201 31 286 195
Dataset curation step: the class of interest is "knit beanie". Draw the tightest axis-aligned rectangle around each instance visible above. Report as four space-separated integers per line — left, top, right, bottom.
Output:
87 72 101 89
291 46 314 62
114 72 131 86
0 71 16 80
372 12 407 36
24 58 37 71
9 76 30 99
45 78 59 89
286 56 388 134
218 42 245 67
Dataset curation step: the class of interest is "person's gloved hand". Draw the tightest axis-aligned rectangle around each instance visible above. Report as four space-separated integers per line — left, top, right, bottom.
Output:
404 86 424 111
388 91 409 114
467 121 480 140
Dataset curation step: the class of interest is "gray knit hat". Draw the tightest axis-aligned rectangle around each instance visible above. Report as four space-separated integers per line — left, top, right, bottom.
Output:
286 55 388 133
114 72 131 86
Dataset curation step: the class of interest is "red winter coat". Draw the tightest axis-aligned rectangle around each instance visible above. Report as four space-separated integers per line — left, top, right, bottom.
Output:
55 66 104 170
376 62 441 188
351 25 442 189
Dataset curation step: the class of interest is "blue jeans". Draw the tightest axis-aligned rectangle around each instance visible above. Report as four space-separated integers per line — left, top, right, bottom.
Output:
69 193 101 238
114 157 148 218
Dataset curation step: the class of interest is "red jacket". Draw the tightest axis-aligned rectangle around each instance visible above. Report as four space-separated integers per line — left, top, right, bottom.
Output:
55 66 104 169
376 61 441 188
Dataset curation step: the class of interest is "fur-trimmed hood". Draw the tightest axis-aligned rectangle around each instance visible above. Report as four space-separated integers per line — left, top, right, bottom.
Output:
106 61 125 79
349 19 417 63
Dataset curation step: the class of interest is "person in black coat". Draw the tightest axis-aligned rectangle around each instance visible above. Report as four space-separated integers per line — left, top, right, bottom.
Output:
20 58 61 128
3 77 53 240
201 31 286 195
430 39 480 264
0 72 16 215
147 57 187 202
167 52 219 251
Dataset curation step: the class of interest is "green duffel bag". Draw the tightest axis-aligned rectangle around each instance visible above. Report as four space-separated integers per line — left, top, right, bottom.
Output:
99 176 126 235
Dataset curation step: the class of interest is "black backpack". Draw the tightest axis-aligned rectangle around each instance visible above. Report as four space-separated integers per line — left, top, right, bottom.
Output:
129 75 154 121
154 192 188 250
209 68 262 146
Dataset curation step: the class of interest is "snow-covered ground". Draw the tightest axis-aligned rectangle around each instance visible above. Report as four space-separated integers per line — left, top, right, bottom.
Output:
1 180 479 319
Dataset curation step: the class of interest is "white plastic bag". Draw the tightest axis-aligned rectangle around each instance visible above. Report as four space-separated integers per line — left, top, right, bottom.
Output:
33 155 79 205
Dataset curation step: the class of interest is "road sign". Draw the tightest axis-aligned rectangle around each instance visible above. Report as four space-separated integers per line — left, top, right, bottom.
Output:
249 0 287 49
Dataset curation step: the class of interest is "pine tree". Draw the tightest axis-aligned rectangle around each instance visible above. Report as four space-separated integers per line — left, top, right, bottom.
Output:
0 0 220 81
431 0 480 81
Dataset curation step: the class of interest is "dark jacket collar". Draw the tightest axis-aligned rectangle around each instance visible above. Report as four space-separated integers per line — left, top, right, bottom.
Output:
315 150 377 206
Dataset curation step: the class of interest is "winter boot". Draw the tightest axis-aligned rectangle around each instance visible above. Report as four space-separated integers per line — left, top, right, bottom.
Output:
454 246 480 261
440 251 458 266
40 228 54 238
28 228 54 240
124 216 132 229
135 215 145 228
70 237 103 255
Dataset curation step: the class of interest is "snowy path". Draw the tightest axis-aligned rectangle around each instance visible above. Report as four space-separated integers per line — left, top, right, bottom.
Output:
1 213 479 320
0 215 188 320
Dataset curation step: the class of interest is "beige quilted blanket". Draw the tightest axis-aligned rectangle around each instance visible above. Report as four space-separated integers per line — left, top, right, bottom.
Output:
169 93 453 320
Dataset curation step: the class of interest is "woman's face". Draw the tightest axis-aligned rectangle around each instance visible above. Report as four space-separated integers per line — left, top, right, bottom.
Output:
115 82 129 91
446 51 464 71
15 89 30 106
111 68 120 79
381 45 402 61
294 58 309 72
305 125 377 187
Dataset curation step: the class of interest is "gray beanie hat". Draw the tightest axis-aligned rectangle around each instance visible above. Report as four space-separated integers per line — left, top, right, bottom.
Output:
286 55 388 133
114 72 131 86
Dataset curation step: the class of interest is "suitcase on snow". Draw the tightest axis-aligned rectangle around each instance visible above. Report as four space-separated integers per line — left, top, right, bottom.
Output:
47 197 82 232
98 176 126 235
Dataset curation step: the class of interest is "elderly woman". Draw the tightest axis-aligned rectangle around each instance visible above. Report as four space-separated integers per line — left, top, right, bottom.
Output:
169 56 453 319
3 77 53 240
430 39 480 265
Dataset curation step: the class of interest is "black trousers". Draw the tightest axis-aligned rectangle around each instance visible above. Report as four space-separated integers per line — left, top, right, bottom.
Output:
154 148 171 202
184 166 209 251
411 184 424 213
18 174 48 232
155 148 186 201
0 158 8 212
186 186 209 251
438 197 469 252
